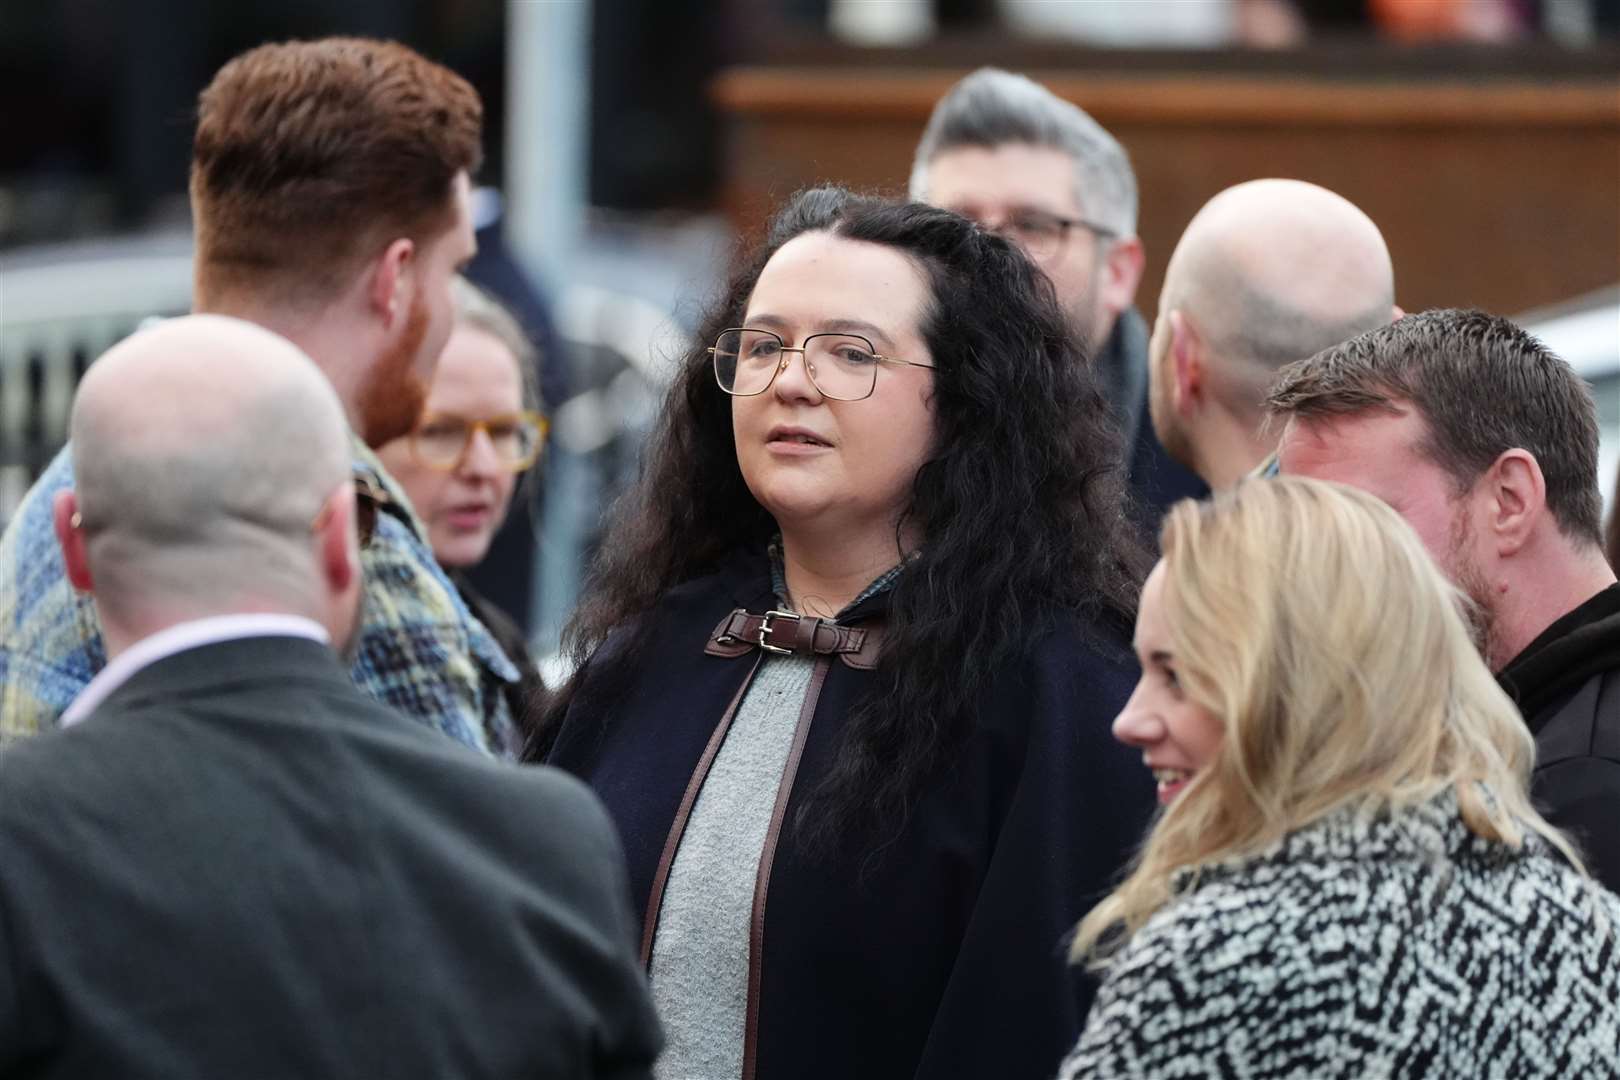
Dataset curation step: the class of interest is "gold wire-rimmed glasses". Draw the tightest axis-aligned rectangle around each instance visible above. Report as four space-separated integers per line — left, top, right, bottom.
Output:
407 410 549 473
709 327 935 402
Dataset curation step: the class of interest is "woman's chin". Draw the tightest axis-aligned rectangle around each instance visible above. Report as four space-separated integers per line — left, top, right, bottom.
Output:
748 485 836 531
432 532 494 571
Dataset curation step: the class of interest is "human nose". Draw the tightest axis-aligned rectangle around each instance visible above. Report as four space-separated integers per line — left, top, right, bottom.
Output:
770 346 824 403
1111 681 1163 749
457 424 503 479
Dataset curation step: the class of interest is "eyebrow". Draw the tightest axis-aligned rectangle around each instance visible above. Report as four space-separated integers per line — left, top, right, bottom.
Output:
746 313 897 351
1147 649 1174 666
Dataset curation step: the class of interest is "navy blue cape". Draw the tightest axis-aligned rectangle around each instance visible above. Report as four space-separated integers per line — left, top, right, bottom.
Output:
548 551 1155 1079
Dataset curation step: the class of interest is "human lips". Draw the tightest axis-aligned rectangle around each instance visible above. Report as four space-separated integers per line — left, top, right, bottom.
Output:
444 501 495 531
765 424 833 452
1147 764 1196 805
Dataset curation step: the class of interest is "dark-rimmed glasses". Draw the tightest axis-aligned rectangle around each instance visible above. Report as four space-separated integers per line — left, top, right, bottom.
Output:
310 473 391 549
74 474 391 550
407 411 548 473
709 328 935 402
989 209 1115 261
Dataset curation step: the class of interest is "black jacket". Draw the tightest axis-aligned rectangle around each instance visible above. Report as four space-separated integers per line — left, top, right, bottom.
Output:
547 553 1156 1080
1498 582 1620 891
1100 309 1208 534
0 635 661 1079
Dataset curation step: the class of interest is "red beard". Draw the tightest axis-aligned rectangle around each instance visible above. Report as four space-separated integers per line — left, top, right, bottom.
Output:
357 294 429 448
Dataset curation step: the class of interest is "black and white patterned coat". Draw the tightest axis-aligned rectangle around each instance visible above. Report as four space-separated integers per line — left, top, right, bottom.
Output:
1060 791 1620 1079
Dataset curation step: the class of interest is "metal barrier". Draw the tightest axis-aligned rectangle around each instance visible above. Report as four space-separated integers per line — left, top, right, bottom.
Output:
0 237 194 529
0 237 676 661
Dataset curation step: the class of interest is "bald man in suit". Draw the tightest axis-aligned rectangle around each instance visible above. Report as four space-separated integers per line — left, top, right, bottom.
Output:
0 316 661 1079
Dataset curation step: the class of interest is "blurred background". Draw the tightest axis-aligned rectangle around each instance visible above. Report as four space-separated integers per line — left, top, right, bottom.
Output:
2 0 1618 662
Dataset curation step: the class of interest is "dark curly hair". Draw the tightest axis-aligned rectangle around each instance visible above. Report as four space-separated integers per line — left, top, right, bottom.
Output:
534 187 1150 846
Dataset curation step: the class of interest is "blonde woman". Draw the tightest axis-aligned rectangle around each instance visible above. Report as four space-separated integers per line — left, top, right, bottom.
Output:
378 278 548 753
1061 477 1620 1079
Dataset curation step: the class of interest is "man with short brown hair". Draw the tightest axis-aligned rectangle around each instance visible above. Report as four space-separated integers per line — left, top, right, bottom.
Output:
1267 308 1620 888
1 38 520 753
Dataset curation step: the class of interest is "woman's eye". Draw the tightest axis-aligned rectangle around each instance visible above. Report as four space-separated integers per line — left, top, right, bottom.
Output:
420 422 463 440
836 347 878 366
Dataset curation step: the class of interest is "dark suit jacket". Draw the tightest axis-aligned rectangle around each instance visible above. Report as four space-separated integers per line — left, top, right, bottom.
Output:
1100 309 1208 537
0 635 661 1079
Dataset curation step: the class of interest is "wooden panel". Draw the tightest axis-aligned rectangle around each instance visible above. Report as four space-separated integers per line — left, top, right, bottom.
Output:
712 67 1620 317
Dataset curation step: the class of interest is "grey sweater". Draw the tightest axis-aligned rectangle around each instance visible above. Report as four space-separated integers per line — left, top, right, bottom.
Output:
649 552 905 1079
649 652 815 1079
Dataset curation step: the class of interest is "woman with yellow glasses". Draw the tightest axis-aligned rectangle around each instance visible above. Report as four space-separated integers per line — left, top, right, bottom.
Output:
378 278 549 750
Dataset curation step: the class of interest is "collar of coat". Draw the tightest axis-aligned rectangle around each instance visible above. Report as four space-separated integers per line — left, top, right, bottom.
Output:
1169 785 1541 896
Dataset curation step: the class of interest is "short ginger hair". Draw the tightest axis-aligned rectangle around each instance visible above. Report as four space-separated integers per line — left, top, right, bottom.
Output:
190 37 483 309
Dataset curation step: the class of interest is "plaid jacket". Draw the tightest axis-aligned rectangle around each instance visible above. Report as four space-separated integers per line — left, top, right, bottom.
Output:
0 441 520 755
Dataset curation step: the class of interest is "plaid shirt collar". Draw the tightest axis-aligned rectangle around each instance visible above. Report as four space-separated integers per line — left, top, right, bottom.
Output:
766 535 910 619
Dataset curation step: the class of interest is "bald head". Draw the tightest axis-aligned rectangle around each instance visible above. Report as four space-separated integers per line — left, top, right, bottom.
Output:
65 315 354 637
1164 179 1394 412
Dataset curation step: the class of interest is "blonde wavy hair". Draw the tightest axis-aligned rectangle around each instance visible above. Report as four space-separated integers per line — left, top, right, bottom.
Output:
1072 476 1584 966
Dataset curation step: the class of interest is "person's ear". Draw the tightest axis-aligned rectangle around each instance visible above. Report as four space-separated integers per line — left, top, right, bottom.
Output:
1098 235 1146 322
314 483 360 596
365 238 416 331
1168 309 1204 417
52 490 94 593
1481 448 1545 557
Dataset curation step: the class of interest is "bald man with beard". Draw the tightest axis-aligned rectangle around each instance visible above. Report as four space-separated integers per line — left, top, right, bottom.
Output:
1147 179 1399 491
0 316 661 1079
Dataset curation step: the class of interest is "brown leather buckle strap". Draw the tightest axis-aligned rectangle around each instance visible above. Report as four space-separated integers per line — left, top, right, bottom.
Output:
705 608 884 669
741 653 830 1080
638 654 763 969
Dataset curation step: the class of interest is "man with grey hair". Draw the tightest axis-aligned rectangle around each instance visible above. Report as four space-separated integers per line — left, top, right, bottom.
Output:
0 316 662 1078
910 66 1206 522
1147 178 1399 490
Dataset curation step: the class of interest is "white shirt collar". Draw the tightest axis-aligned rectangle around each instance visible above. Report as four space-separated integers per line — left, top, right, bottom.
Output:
61 614 330 727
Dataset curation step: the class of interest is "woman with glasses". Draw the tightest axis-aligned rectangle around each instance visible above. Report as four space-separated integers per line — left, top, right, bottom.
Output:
537 187 1155 1079
1062 478 1620 1079
378 278 548 753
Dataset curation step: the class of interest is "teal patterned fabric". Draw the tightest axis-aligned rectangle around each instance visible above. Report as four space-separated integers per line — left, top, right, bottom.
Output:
0 440 518 756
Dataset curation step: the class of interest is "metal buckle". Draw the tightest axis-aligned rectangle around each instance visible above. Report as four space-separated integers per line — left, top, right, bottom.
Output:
756 609 800 654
